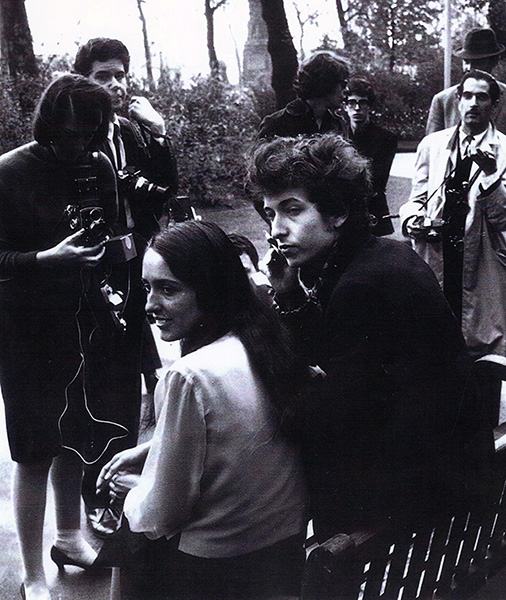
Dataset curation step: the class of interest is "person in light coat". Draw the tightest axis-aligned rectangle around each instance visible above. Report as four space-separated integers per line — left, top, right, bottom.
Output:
401 69 506 426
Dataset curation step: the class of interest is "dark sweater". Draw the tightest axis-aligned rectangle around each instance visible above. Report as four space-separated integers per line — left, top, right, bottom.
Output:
279 234 493 538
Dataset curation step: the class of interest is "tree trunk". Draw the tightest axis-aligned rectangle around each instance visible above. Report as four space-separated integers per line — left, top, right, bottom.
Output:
488 0 506 53
335 0 351 50
259 0 298 108
0 0 37 77
205 0 227 78
136 0 155 91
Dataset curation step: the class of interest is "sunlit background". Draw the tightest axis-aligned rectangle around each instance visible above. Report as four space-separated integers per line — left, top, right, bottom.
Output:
25 0 340 85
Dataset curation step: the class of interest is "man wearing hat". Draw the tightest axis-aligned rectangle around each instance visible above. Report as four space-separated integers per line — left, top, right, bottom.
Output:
426 28 506 134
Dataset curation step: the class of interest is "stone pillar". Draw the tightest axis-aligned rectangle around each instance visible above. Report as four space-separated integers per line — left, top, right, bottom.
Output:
242 0 272 86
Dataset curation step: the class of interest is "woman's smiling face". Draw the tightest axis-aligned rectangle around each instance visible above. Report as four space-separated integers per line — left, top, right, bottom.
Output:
142 248 205 343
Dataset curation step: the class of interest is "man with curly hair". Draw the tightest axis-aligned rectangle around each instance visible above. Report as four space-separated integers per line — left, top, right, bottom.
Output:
249 132 493 540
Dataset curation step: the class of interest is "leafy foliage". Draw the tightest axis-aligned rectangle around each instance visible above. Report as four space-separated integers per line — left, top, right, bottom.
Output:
362 0 440 69
144 70 261 206
0 55 62 154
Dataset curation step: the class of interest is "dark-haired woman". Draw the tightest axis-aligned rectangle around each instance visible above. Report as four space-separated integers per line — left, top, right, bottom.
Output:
0 75 144 600
97 221 307 600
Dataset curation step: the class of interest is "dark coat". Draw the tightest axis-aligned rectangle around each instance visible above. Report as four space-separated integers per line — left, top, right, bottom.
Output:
258 98 348 139
280 234 493 538
350 122 397 236
98 117 179 241
0 143 145 463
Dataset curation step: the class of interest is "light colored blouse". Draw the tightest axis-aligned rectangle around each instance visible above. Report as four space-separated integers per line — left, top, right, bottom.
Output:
124 333 307 558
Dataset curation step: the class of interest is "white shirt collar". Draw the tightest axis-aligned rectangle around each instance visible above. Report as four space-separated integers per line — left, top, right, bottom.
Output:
458 124 490 152
107 115 121 141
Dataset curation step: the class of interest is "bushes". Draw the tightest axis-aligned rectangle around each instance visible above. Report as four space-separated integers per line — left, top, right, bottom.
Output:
0 55 70 155
354 55 464 140
1 55 472 206
147 72 261 207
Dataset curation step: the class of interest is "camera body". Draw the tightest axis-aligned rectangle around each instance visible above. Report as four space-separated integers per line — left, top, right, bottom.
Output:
65 162 110 244
410 216 448 243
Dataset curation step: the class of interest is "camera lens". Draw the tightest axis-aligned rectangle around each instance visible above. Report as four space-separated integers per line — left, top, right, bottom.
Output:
88 208 103 223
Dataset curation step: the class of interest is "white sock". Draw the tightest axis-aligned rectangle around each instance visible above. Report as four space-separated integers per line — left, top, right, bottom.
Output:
55 529 97 564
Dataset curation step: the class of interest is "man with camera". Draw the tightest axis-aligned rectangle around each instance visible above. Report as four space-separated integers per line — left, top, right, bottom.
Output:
401 69 506 428
74 38 178 242
74 38 178 536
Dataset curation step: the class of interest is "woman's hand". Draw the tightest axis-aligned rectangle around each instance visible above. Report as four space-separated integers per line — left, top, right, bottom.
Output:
108 473 141 501
96 442 151 496
36 229 105 269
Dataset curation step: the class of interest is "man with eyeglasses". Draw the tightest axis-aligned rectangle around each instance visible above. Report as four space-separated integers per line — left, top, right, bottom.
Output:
258 51 349 139
344 77 397 236
401 69 506 428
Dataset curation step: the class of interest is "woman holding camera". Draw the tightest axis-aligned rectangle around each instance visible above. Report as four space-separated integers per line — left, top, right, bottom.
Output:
0 75 145 600
96 221 307 600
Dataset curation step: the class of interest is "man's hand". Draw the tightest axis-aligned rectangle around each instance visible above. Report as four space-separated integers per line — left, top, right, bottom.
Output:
472 149 497 176
404 215 430 240
128 96 166 137
264 244 300 297
36 229 105 269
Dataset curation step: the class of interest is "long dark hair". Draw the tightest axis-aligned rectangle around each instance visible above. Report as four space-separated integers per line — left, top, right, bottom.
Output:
148 221 303 421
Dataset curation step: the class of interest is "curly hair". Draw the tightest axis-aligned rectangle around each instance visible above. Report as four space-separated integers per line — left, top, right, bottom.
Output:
33 74 112 147
295 51 350 100
248 132 372 231
74 38 130 76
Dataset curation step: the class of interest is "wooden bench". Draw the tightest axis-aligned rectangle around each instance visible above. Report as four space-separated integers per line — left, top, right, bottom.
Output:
301 423 506 600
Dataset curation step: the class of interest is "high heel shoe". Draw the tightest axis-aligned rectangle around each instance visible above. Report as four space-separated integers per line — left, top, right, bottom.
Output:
20 583 25 600
50 545 101 571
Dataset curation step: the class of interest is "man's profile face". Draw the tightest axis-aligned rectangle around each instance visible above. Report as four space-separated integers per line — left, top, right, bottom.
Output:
88 59 127 112
458 77 493 134
321 83 345 111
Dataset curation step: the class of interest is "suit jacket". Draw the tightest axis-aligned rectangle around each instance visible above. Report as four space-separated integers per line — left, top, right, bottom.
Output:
98 117 179 241
350 122 397 236
426 80 506 135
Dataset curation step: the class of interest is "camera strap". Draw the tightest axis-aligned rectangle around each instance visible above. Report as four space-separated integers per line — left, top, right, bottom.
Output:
118 117 151 162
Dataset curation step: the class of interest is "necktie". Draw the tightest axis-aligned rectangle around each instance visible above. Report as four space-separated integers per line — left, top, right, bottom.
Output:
462 134 474 158
112 124 124 170
112 124 134 228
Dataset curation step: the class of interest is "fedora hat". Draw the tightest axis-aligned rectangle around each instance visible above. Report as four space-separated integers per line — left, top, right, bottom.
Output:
454 28 505 59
